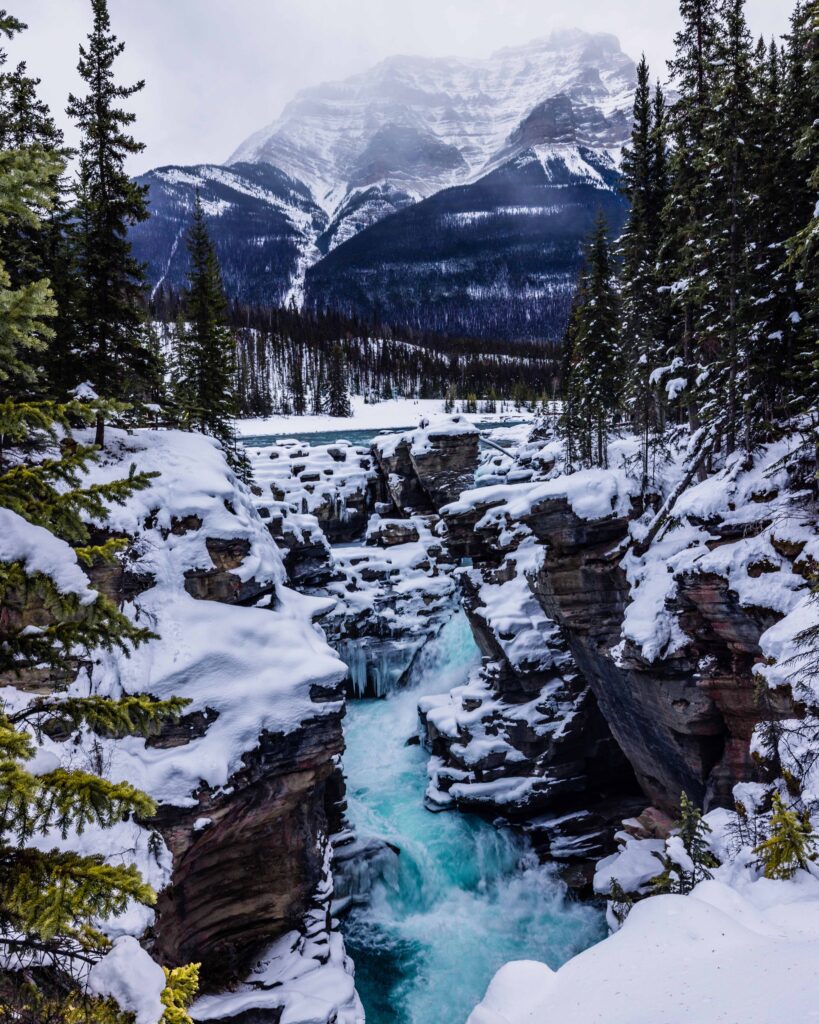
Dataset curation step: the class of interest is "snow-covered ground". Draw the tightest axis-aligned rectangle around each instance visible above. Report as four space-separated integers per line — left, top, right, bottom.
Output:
469 867 819 1024
236 396 535 438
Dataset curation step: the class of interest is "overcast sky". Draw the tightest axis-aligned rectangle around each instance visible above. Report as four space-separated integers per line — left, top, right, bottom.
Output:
14 0 791 175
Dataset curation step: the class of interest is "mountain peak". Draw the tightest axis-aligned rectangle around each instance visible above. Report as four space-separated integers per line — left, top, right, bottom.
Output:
227 29 635 213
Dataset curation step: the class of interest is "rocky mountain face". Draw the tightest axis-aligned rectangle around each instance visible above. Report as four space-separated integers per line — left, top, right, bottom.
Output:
131 30 635 340
130 162 327 307
304 145 627 341
230 30 633 211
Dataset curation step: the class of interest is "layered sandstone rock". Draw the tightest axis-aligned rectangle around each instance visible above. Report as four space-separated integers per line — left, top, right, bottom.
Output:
150 707 345 983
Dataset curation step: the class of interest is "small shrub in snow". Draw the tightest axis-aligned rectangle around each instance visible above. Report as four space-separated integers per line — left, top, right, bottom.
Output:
651 792 719 895
607 877 635 926
754 792 818 880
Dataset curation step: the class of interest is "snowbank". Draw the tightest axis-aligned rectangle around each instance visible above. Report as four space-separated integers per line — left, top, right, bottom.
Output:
0 506 98 603
74 428 347 807
88 937 166 1024
470 870 819 1024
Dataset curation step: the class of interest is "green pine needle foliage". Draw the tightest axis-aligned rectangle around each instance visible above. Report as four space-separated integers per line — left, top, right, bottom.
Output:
160 963 200 1024
754 792 818 880
651 792 719 895
0 8 195 1016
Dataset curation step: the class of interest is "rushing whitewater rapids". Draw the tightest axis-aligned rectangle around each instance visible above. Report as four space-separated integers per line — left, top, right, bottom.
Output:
339 612 605 1024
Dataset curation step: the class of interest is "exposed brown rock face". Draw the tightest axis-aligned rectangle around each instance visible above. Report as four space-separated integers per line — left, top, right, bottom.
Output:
520 496 723 810
182 537 274 603
84 517 348 991
371 424 480 514
408 427 480 509
366 518 421 547
149 707 345 985
675 571 790 806
441 485 795 816
371 437 435 513
419 545 643 888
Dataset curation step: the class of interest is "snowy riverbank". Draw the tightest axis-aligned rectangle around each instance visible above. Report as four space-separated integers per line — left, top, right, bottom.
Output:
236 396 536 438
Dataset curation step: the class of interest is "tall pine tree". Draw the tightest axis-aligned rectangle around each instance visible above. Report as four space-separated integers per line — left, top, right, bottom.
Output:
67 0 156 441
174 195 245 474
620 57 670 492
327 344 352 417
561 213 622 469
661 0 719 439
0 11 195 1019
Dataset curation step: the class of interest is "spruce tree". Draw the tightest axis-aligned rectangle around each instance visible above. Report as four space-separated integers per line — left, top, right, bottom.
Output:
742 38 795 435
697 0 756 455
66 0 155 440
0 53 71 350
0 13 194 1016
651 792 718 894
661 0 719 437
327 344 352 417
786 0 819 413
290 344 306 415
174 195 246 474
561 213 622 469
620 57 670 492
754 792 818 879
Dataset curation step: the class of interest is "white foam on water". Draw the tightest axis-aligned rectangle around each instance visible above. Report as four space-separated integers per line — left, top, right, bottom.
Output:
340 612 605 1024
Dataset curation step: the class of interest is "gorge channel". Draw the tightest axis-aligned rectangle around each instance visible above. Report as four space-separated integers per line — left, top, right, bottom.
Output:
336 612 605 1024
245 421 609 1022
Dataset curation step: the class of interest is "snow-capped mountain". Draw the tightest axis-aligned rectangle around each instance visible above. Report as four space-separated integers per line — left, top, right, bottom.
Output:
229 30 633 218
131 162 327 306
304 144 627 342
131 29 636 341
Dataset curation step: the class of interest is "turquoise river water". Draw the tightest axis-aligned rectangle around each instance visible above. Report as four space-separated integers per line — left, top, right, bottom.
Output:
340 612 605 1024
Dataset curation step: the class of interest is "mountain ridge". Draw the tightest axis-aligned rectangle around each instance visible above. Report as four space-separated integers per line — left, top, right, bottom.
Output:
130 28 636 339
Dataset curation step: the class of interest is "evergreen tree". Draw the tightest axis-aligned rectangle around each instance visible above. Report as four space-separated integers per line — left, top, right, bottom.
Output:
676 791 719 877
661 0 720 438
607 877 635 926
561 213 622 469
66 0 156 440
620 57 670 492
651 792 718 894
0 14 197 1016
289 343 306 415
310 348 326 415
786 0 819 459
160 964 201 1024
0 16 192 1017
0 53 71 354
0 16 61 403
695 0 756 455
174 195 245 474
742 37 797 434
754 792 818 879
327 344 352 417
